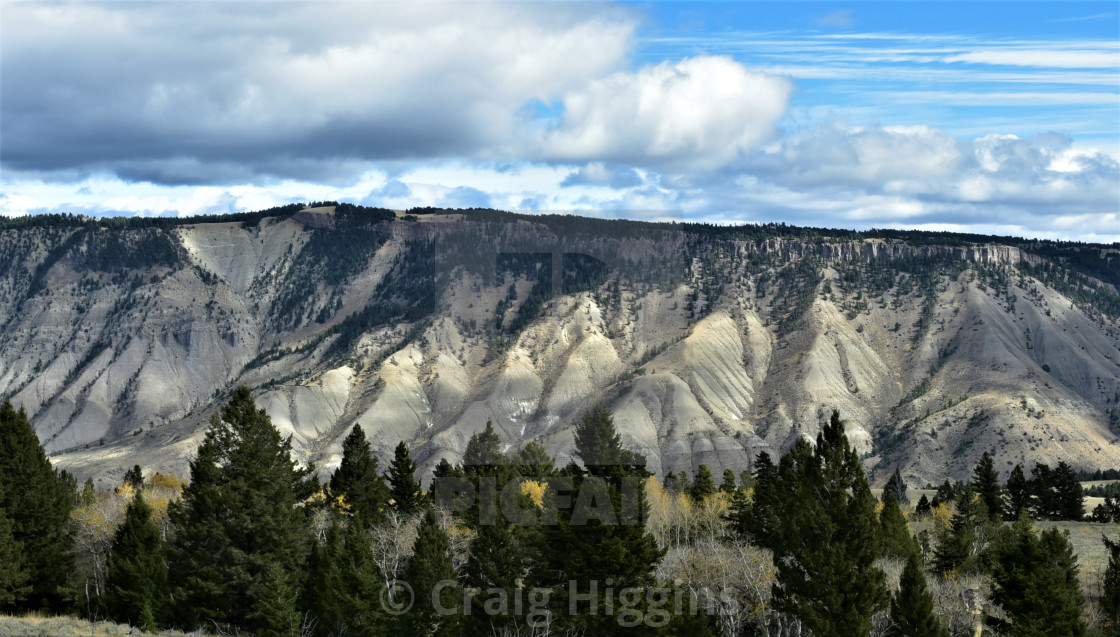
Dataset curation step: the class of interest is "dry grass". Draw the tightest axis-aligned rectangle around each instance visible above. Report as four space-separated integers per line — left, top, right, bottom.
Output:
0 614 212 637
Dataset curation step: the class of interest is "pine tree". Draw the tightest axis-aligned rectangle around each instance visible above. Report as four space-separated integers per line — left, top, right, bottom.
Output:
880 490 917 560
751 410 888 636
971 451 1003 520
915 494 932 517
400 508 459 636
168 386 313 633
0 505 27 608
1004 463 1031 521
887 551 948 637
725 482 751 540
884 466 909 506
330 424 390 526
79 478 97 507
1102 534 1120 636
530 404 664 633
1030 462 1057 519
122 464 144 490
102 492 168 631
251 562 302 637
1053 461 1085 521
299 521 387 637
690 464 716 502
515 441 555 478
719 469 737 494
932 484 989 576
0 399 74 612
464 509 526 634
388 441 423 515
988 513 1087 636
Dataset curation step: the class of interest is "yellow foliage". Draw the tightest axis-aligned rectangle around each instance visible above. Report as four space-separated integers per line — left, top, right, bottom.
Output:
932 502 953 534
146 472 186 492
520 480 546 508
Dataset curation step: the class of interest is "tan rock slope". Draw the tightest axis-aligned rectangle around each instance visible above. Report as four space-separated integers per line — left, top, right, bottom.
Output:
0 207 1117 488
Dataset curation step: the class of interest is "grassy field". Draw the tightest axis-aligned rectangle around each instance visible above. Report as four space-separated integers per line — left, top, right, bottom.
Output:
0 614 212 637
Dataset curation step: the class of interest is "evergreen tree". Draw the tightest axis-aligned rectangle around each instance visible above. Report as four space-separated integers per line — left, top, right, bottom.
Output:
0 399 74 612
887 551 948 637
463 509 527 634
251 562 302 637
1052 461 1085 521
932 484 990 576
530 404 664 633
79 478 97 507
971 452 1003 520
388 441 423 515
664 471 683 493
1030 463 1058 519
0 505 26 608
102 492 168 631
1004 464 1031 521
515 441 555 478
880 491 917 559
690 464 716 502
168 387 313 633
987 513 1087 636
750 411 887 636
1102 534 1120 636
725 482 751 540
915 494 932 518
884 467 909 506
930 479 956 509
299 521 387 637
329 424 390 526
122 464 144 490
400 508 459 636
719 469 737 494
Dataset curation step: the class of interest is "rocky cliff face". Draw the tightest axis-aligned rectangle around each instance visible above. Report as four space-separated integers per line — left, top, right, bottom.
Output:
2 206 1118 488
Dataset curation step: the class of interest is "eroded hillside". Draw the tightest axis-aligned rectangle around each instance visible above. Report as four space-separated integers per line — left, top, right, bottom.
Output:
1 206 1118 488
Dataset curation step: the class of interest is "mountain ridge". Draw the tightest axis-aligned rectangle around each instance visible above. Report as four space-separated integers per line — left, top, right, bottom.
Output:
1 205 1117 488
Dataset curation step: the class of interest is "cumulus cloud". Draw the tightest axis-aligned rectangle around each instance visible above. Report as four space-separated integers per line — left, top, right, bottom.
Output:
1 2 637 183
538 57 792 169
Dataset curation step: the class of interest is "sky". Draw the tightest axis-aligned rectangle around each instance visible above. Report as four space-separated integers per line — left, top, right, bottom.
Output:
1 1 1118 242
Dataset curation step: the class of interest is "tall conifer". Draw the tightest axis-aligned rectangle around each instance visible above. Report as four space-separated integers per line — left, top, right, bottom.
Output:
887 551 948 637
102 492 168 630
330 424 390 525
168 386 313 633
388 441 423 514
0 399 74 612
971 452 1003 520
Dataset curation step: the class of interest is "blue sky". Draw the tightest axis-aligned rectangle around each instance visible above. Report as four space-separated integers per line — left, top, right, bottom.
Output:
1 1 1117 241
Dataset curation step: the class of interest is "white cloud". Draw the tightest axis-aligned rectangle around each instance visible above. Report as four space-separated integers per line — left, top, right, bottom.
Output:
537 57 792 169
944 49 1120 69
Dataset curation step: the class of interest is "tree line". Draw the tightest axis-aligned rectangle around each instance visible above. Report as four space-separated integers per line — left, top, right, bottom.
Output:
1 394 1119 636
